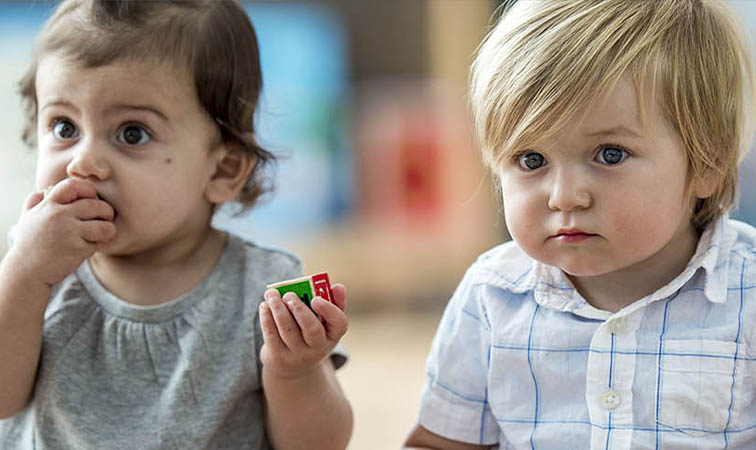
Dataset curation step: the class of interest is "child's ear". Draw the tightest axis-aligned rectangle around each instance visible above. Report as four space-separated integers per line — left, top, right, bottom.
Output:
205 143 256 205
693 169 719 200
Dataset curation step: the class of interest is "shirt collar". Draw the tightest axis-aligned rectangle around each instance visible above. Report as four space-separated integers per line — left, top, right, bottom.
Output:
697 214 731 304
527 215 731 313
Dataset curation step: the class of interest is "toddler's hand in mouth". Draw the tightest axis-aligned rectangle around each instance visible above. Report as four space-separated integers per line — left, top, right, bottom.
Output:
96 194 117 221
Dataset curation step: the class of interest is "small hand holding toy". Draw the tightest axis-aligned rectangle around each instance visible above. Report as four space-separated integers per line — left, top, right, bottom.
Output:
259 273 348 379
267 272 334 311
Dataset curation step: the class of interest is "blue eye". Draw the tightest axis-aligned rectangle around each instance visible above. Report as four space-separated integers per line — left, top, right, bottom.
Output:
596 146 628 165
518 152 546 170
117 124 151 146
52 119 78 140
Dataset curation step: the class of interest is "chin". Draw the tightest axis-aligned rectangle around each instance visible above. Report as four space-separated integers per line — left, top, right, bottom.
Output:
526 249 596 275
93 241 123 256
551 259 610 277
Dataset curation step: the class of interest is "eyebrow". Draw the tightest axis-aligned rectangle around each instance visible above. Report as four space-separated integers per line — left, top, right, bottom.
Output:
586 125 642 138
107 104 169 122
39 100 168 122
39 99 79 114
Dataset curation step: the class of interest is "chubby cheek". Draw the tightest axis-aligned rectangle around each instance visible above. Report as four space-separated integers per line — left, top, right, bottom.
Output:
119 179 207 227
34 158 66 192
120 185 174 218
502 191 545 255
605 189 686 260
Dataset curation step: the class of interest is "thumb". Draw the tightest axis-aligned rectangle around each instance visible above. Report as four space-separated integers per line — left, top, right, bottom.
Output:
312 298 348 342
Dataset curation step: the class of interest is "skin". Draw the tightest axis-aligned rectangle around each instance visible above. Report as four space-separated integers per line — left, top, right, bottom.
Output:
260 287 352 450
0 54 352 449
404 427 495 450
498 75 713 312
404 75 715 448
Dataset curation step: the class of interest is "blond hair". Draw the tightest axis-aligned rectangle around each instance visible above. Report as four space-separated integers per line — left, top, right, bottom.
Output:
470 0 756 229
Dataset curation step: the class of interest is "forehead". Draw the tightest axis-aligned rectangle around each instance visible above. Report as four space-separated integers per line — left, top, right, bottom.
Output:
518 74 668 150
35 54 197 115
575 76 642 133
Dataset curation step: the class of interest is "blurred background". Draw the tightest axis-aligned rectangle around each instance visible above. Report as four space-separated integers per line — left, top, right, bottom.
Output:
1 1 755 449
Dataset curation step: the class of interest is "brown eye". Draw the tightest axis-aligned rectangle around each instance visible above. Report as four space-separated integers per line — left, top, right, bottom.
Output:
52 120 78 140
118 124 150 146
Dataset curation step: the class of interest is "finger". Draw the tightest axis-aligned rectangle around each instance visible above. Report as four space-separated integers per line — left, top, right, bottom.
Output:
259 301 287 352
70 239 98 258
283 293 326 348
71 198 115 221
311 297 348 342
23 192 45 211
80 220 117 243
47 178 98 204
265 290 305 350
330 283 347 313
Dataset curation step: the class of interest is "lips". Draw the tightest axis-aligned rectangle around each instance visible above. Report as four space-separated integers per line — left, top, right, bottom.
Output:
553 228 597 242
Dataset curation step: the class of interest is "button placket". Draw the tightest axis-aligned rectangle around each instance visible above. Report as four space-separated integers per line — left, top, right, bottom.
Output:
588 313 638 450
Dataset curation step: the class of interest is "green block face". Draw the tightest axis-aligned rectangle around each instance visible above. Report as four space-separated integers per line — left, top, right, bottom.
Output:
273 280 314 307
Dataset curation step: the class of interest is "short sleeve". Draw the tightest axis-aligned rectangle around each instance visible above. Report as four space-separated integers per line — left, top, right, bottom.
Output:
417 271 499 445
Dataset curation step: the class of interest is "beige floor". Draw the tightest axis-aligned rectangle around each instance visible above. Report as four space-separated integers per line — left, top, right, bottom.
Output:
336 309 443 450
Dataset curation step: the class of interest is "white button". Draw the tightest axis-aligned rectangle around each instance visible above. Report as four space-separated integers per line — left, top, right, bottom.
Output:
601 390 621 410
609 317 626 335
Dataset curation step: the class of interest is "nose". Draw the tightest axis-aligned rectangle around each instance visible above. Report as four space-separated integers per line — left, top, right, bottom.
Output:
547 167 591 211
66 139 111 181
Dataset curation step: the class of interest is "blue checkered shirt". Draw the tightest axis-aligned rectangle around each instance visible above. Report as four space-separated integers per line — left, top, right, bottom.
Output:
418 216 756 449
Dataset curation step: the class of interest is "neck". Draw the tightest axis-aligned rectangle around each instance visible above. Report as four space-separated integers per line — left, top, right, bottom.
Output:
568 223 700 313
88 227 228 306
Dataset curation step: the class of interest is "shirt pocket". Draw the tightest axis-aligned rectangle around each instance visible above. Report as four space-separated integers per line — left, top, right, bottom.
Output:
656 339 738 435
